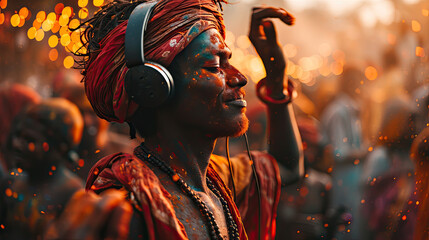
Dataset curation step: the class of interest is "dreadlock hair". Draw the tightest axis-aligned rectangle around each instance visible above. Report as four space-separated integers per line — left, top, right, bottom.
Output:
73 0 145 75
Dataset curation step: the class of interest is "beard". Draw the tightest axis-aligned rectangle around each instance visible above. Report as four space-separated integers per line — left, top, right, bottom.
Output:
203 113 249 139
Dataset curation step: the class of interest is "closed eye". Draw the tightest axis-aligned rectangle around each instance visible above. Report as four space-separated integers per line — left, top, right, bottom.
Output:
204 67 221 73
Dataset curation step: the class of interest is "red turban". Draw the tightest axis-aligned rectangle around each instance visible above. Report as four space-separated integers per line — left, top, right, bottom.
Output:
84 0 226 123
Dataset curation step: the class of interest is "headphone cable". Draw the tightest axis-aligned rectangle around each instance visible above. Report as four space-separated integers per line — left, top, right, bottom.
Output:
244 132 261 240
225 137 237 202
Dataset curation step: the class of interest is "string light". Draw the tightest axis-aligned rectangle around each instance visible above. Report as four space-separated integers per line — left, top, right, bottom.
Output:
51 21 60 33
78 0 89 8
60 34 71 46
63 56 74 68
62 6 73 18
78 8 89 19
55 3 65 14
48 35 59 48
10 13 19 27
27 27 37 39
35 29 45 41
93 0 104 7
36 11 46 23
18 7 29 19
58 14 69 26
0 0 7 10
49 49 59 61
69 19 80 29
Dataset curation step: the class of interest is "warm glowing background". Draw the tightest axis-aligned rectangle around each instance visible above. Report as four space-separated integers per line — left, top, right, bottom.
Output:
1 0 427 117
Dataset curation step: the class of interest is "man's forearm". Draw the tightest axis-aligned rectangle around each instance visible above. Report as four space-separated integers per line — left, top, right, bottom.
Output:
267 103 304 179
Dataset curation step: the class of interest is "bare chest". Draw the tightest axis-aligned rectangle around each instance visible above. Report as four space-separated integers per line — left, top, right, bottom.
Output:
164 184 231 240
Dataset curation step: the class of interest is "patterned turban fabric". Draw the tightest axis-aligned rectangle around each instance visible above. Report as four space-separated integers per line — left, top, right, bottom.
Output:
84 0 226 123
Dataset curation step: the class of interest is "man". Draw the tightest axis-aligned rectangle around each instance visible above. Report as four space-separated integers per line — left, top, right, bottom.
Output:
0 98 84 239
320 66 368 239
48 0 302 239
0 83 41 177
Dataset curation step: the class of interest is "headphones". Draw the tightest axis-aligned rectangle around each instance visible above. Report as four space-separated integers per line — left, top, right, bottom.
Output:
124 2 174 108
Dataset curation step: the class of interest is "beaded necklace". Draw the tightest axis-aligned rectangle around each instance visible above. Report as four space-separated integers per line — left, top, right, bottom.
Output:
134 144 240 240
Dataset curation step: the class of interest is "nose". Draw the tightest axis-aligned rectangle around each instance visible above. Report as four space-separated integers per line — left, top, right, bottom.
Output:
226 66 247 88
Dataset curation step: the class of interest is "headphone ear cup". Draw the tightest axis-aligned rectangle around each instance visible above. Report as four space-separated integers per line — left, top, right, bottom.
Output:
125 62 174 108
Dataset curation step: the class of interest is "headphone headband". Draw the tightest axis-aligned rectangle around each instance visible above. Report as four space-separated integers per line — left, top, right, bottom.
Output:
125 1 157 68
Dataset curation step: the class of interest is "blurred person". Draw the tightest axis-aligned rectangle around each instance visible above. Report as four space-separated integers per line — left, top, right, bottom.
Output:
0 83 41 177
45 0 303 239
411 127 429 240
276 116 334 240
59 83 111 179
360 97 418 240
0 98 84 239
411 84 429 134
362 47 406 143
320 66 368 240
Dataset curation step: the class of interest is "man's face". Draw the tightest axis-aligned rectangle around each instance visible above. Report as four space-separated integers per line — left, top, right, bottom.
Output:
7 118 53 170
166 29 249 138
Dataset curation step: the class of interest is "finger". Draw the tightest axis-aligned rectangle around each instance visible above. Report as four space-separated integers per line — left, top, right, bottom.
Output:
262 20 277 44
253 7 294 26
105 201 133 240
249 7 294 45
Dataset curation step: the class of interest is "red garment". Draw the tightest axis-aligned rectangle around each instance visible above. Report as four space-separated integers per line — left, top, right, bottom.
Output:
86 150 280 239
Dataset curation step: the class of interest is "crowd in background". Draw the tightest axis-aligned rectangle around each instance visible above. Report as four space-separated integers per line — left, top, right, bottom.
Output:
0 0 428 239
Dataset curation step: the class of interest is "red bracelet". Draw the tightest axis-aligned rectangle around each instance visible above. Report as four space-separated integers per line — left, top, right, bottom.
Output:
256 78 295 106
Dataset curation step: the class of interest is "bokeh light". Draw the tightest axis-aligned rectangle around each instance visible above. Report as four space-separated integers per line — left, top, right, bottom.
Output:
33 20 41 30
331 62 343 76
423 9 429 16
52 21 60 33
36 11 46 23
35 29 45 41
42 20 54 32
411 20 421 32
62 7 73 18
49 49 58 61
19 7 29 19
69 19 80 29
10 14 20 27
55 3 65 14
63 56 74 69
71 31 81 43
47 12 56 22
416 46 425 57
17 17 25 27
59 15 69 26
59 26 70 37
61 34 71 46
27 27 37 39
78 8 89 19
78 0 89 8
48 35 59 48
0 13 5 25
318 43 332 57
365 66 378 80
0 0 7 9
284 44 297 58
236 35 251 49
93 0 104 7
